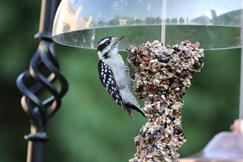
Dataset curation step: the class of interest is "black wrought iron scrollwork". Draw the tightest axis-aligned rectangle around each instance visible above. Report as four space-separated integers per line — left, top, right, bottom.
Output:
17 40 68 140
17 1 66 162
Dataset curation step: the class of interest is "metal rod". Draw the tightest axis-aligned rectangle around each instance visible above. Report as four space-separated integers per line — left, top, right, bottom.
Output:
25 1 61 161
240 50 243 119
36 0 61 40
16 1 68 162
239 4 243 119
161 0 167 45
27 141 45 162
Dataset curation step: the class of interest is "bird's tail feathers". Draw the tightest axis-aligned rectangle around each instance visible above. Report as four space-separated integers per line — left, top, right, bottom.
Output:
124 103 146 119
126 108 134 120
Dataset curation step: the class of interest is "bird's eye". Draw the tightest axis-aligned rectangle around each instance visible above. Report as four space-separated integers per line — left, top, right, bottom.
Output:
106 40 111 45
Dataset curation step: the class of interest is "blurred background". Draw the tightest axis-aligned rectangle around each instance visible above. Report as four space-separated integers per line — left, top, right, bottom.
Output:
0 1 241 162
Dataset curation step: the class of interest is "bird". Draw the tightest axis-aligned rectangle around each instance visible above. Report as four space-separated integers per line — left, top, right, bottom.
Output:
96 36 145 119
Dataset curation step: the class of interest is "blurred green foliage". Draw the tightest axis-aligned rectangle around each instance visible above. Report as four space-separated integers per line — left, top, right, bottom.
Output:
0 1 241 162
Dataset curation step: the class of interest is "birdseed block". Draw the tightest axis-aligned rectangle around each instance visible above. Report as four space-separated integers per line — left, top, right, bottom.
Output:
127 40 204 162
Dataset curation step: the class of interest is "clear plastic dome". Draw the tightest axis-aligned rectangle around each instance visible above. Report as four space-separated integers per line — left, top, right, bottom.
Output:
52 0 243 51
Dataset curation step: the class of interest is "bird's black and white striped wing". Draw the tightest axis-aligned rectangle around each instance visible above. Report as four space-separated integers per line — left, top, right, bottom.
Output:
98 60 123 106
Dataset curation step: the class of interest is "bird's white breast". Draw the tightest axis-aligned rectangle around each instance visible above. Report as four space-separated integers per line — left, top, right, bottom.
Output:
102 49 140 106
104 53 129 87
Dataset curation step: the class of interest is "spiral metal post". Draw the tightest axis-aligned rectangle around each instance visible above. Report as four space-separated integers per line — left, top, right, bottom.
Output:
16 0 68 162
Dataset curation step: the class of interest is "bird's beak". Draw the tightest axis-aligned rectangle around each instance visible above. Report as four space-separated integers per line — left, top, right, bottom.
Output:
112 36 125 47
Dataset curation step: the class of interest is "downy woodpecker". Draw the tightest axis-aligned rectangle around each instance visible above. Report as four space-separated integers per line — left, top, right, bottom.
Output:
96 36 145 118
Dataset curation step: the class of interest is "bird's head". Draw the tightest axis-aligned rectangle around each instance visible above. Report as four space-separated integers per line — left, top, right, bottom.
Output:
97 36 124 60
